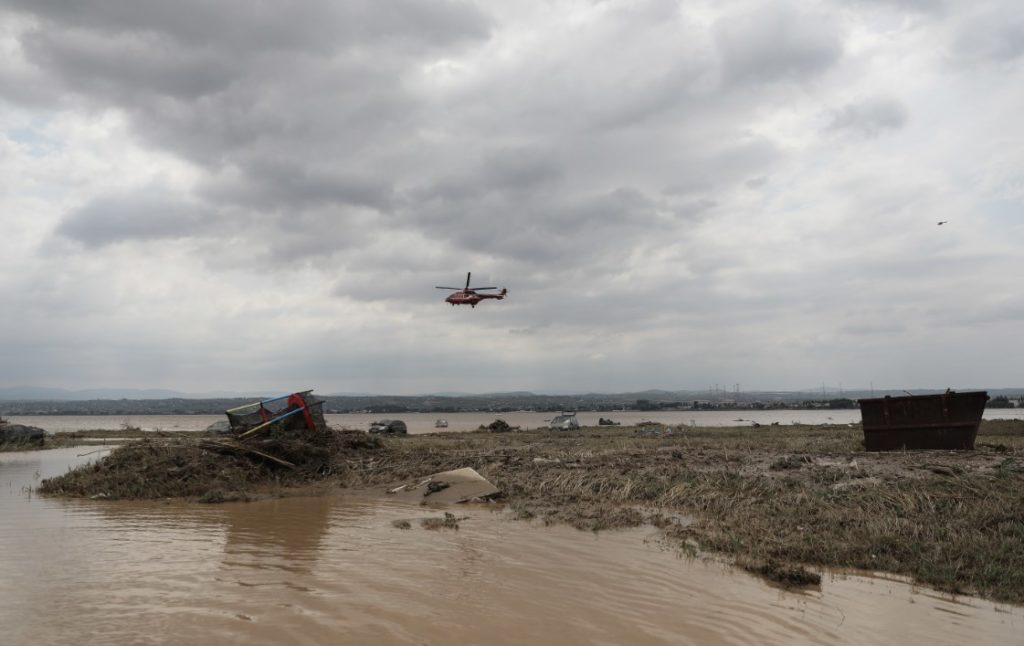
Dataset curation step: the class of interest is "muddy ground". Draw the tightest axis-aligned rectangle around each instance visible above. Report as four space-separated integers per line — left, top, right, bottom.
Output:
37 420 1024 604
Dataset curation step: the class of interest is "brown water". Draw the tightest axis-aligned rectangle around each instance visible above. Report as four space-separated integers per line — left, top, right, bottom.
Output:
9 409 1024 435
1 449 1021 645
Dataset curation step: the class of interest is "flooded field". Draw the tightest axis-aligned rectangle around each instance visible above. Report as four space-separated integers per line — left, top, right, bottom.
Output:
2 447 1020 645
8 408 1024 434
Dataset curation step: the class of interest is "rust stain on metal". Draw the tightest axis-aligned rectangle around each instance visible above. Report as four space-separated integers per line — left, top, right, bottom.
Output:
857 390 988 451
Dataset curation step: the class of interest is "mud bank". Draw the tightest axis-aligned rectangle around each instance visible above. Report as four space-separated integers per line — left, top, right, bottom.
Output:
40 420 1024 604
39 427 381 501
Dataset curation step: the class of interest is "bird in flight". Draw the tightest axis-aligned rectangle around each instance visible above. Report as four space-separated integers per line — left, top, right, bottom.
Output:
937 221 948 225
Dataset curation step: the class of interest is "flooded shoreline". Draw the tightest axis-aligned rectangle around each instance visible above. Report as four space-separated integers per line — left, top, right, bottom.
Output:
7 408 1024 435
3 446 1022 645
30 420 1024 607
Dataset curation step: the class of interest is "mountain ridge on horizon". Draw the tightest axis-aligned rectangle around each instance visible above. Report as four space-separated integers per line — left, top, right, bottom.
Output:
1 385 1021 402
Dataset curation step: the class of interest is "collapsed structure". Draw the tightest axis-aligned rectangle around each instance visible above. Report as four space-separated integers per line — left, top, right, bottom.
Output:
38 390 372 500
225 390 327 436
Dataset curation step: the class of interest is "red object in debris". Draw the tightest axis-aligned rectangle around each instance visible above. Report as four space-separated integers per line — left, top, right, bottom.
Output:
225 391 325 435
287 392 318 432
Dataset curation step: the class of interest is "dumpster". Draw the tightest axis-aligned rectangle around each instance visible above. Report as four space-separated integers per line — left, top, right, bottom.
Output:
857 390 988 451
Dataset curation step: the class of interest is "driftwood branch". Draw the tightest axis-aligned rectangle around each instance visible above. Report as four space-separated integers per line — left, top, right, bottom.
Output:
198 440 296 469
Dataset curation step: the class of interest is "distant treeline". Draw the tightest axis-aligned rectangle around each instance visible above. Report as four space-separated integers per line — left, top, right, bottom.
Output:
989 395 1018 408
2 391 1019 416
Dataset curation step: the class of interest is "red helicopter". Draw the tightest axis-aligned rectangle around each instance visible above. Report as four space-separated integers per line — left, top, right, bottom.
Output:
436 272 508 307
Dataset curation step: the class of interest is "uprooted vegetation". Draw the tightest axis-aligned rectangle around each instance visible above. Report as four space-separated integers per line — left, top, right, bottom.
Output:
38 419 1024 604
741 560 822 588
39 426 383 500
1 428 206 452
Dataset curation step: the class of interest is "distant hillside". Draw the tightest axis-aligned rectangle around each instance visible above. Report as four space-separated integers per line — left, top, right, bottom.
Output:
1 387 1019 415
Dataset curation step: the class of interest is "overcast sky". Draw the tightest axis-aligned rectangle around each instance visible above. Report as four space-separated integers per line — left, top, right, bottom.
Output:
1 0 1021 395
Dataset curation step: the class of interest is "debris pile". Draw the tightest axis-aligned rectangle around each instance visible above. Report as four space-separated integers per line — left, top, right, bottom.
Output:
635 422 676 437
387 467 500 504
38 391 382 501
0 422 45 448
421 512 466 530
225 390 327 436
39 425 381 501
481 419 518 433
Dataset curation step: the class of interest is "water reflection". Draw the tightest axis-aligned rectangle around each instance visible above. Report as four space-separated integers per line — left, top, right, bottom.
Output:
1 449 1021 645
220 497 333 567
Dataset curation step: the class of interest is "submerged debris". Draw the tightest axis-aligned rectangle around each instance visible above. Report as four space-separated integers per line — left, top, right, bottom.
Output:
387 467 500 504
743 561 822 588
421 512 465 530
636 422 675 438
480 419 518 433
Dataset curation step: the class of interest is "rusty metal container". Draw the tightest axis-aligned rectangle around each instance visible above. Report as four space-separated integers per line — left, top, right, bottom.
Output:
858 391 988 451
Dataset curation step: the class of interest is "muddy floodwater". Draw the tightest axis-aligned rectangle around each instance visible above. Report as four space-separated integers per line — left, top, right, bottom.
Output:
10 408 1024 434
2 449 1020 645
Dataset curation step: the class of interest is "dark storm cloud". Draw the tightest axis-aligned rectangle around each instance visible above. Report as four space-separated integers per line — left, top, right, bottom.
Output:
8 0 778 324
122 61 420 168
826 97 909 138
714 4 843 85
5 0 784 285
3 0 491 163
479 148 565 194
201 159 396 211
4 0 490 56
406 180 683 268
21 27 235 100
950 10 1024 64
410 146 563 205
847 0 947 13
56 191 211 247
3 0 493 269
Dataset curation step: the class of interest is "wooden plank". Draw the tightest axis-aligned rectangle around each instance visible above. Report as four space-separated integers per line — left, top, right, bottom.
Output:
199 440 296 469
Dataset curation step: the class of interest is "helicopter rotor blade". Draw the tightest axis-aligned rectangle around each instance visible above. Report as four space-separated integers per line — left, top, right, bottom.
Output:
435 286 461 290
473 287 498 290
465 272 471 290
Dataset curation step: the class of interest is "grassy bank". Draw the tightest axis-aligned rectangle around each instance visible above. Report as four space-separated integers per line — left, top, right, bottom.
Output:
342 420 1024 604
39 420 1024 604
0 428 204 452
